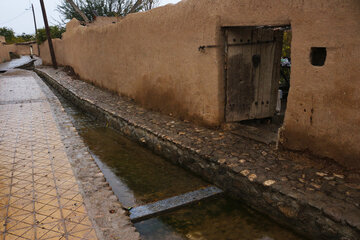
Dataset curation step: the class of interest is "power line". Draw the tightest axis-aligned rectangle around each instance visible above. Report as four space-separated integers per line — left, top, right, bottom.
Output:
0 9 30 25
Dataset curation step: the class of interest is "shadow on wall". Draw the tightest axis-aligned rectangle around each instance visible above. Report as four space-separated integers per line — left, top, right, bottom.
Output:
135 74 210 126
279 125 360 170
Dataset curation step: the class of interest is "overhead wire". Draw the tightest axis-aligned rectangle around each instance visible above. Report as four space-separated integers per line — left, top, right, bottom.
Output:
0 9 31 26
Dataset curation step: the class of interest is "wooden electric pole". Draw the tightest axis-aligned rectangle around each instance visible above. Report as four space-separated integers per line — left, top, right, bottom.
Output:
31 4 40 56
39 0 57 69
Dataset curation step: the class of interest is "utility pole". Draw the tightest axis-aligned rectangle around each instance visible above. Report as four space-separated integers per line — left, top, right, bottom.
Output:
39 0 57 69
31 4 40 56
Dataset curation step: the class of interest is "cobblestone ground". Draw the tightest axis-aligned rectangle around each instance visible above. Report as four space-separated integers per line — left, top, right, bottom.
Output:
35 66 360 239
0 71 98 239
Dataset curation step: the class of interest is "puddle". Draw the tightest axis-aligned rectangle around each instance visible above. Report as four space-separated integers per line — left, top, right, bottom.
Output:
47 83 305 240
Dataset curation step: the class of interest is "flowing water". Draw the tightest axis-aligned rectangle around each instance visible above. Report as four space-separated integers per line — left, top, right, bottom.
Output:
49 84 304 240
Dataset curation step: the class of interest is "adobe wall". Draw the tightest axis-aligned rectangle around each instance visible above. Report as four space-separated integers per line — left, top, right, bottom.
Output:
0 36 5 44
0 44 15 63
39 0 360 169
0 43 39 63
15 44 39 56
0 45 9 62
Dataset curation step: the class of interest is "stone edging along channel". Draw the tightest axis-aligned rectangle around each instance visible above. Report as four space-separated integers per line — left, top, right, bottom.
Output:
34 67 360 240
31 70 141 240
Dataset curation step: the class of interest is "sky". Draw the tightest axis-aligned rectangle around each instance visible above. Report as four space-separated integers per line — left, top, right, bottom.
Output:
0 0 181 35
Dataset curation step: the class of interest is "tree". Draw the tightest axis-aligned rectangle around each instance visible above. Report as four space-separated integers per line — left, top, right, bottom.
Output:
143 0 159 11
66 0 90 23
0 27 15 43
36 26 66 44
0 27 36 44
282 30 292 59
57 0 159 23
280 30 292 90
18 33 35 42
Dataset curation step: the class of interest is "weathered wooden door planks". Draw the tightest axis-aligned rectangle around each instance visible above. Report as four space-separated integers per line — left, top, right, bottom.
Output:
225 27 283 122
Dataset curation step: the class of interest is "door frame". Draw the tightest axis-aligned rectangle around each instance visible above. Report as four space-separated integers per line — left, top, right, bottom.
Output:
222 25 290 123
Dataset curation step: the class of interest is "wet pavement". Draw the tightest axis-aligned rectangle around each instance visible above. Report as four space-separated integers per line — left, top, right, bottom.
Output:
0 70 97 239
35 66 360 239
0 56 35 72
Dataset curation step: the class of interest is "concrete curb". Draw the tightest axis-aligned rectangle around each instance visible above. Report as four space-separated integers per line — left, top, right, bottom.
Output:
129 186 224 223
34 67 360 240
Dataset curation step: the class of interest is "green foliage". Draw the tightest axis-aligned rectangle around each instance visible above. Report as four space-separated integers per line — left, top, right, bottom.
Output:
36 26 66 44
0 25 63 45
0 27 15 43
57 0 158 23
17 33 35 42
280 30 292 89
0 27 36 44
282 30 292 58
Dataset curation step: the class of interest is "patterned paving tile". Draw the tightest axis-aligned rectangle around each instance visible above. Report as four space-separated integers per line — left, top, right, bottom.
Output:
0 73 97 239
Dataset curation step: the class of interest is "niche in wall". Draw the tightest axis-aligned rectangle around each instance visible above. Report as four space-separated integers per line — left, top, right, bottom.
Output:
310 47 327 66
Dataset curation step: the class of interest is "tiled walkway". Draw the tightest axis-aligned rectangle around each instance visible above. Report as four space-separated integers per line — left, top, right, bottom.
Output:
0 71 97 239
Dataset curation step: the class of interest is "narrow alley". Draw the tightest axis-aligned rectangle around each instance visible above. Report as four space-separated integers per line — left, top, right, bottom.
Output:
0 0 359 239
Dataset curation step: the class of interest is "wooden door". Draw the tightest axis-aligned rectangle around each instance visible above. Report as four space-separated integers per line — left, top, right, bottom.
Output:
225 27 283 122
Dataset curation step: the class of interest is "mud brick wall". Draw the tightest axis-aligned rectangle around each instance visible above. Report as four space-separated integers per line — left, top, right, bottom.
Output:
0 43 38 63
15 44 39 56
0 44 15 63
39 0 360 169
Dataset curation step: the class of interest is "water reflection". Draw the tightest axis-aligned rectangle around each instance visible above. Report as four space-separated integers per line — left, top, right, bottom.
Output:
51 85 304 240
136 197 303 240
80 127 209 206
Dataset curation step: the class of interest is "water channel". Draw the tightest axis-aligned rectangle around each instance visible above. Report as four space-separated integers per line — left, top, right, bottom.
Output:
48 82 304 240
